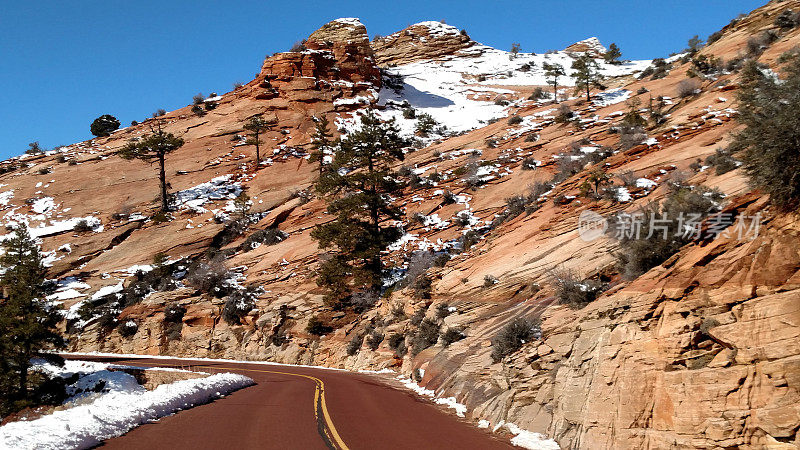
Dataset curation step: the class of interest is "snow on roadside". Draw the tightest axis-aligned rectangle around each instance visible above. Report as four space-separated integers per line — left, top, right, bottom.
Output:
0 370 253 450
506 423 561 450
397 375 466 417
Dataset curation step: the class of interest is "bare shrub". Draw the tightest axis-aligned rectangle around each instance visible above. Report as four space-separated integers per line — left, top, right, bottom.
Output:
411 318 440 355
347 334 363 356
677 78 702 98
440 328 465 347
551 269 607 308
490 317 541 362
366 330 384 350
704 148 738 175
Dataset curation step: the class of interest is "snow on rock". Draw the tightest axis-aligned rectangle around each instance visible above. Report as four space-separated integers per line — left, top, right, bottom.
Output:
173 175 242 213
0 190 14 206
412 21 463 38
615 186 632 202
635 178 657 189
565 37 607 56
29 216 101 238
333 17 363 26
0 371 254 450
90 281 123 301
593 88 631 107
422 214 450 230
31 197 56 214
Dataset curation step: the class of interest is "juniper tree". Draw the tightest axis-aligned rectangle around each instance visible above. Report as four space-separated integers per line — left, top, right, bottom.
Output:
604 43 622 64
0 225 65 416
244 115 276 165
730 58 800 209
119 120 184 212
308 115 334 178
311 110 407 308
25 142 43 155
90 114 120 137
572 55 603 102
543 62 565 103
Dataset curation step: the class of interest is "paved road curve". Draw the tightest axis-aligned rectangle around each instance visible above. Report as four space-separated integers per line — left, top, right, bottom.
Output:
71 355 514 450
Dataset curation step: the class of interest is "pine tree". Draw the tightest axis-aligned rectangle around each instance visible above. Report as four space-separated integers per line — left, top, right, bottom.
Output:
311 110 407 308
686 35 704 54
0 225 65 416
119 121 184 213
543 62 565 103
572 55 603 102
244 115 276 165
308 116 334 178
731 58 800 209
604 43 622 64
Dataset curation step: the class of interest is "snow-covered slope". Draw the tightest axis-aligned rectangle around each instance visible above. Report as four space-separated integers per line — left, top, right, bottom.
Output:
373 42 651 136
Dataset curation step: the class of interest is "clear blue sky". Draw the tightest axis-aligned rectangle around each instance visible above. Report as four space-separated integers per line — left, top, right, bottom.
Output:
0 0 765 159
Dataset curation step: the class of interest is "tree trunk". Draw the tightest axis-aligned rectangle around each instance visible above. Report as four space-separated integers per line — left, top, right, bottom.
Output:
553 82 558 103
19 343 30 400
255 134 260 165
158 152 168 212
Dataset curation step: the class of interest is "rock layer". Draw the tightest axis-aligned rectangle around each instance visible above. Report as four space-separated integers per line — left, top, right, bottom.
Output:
371 21 476 67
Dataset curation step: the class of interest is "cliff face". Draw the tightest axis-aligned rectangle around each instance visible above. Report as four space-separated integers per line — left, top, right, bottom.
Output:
7 1 800 448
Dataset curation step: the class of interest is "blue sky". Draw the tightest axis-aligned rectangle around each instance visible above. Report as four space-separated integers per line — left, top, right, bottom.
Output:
0 0 765 159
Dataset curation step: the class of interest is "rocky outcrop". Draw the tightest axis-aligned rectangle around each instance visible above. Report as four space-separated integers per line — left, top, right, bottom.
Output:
371 21 476 67
425 196 800 449
260 18 380 86
564 37 607 58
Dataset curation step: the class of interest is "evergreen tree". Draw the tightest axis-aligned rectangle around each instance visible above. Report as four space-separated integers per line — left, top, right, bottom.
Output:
244 115 276 165
604 43 622 64
543 62 565 103
510 43 521 59
572 55 603 102
311 110 407 308
731 59 800 210
90 114 121 137
119 120 184 212
686 35 704 54
308 116 334 178
25 142 43 155
0 225 65 416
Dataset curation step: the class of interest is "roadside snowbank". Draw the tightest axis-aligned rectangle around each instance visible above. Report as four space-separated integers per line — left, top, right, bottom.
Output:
0 372 253 449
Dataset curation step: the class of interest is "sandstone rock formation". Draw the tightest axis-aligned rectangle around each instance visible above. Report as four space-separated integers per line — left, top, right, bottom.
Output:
4 2 800 448
371 21 476 67
564 37 608 58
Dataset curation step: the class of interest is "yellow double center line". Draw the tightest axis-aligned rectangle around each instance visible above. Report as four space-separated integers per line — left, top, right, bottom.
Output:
196 365 349 450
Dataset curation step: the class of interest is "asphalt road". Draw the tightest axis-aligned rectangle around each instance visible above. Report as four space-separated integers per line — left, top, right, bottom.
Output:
70 355 514 450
